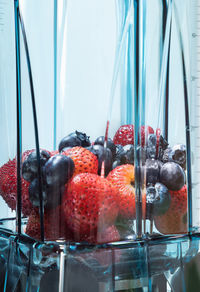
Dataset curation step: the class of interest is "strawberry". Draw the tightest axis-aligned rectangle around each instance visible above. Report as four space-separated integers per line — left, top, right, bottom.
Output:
0 157 32 216
25 206 73 241
62 173 119 241
140 125 154 147
63 146 98 175
86 225 120 244
113 125 134 146
113 124 154 147
154 185 187 234
107 164 136 219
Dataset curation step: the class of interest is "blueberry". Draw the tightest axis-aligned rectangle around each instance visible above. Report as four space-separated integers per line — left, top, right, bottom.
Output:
123 145 134 165
146 159 160 185
58 136 81 152
69 131 91 147
29 178 47 207
115 144 134 165
58 131 91 152
112 160 122 169
146 183 171 218
147 134 157 158
162 147 173 163
29 178 65 208
22 150 50 182
146 185 156 220
153 183 171 215
171 144 186 169
87 145 112 176
158 135 169 160
160 162 185 191
115 145 126 164
94 136 116 156
43 155 74 186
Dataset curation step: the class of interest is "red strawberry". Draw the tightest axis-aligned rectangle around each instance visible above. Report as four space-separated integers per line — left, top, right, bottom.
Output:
25 206 73 241
140 125 154 146
0 157 32 216
63 146 98 175
107 164 136 219
86 225 120 244
154 185 187 234
62 173 119 241
113 125 134 146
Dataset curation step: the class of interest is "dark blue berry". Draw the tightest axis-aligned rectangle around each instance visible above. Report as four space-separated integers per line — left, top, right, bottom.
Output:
69 131 91 147
29 178 65 208
43 155 74 186
153 183 171 215
172 144 186 169
146 183 171 218
58 136 81 152
160 162 185 191
115 144 134 165
146 185 156 219
158 135 169 159
87 145 112 176
94 136 116 156
115 145 126 163
123 145 134 165
22 150 50 182
112 160 122 169
29 178 47 207
58 131 91 152
162 145 186 169
147 134 157 158
146 159 160 185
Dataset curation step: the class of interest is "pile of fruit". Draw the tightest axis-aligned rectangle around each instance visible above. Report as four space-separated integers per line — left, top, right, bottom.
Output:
0 125 188 243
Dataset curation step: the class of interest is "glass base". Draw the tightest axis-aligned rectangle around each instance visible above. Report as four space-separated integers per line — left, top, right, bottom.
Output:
1 226 200 292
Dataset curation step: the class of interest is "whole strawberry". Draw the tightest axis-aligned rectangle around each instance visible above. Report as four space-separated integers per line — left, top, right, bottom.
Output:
62 173 119 241
107 164 136 219
0 157 32 216
25 206 73 241
113 125 134 146
63 147 98 175
154 185 187 234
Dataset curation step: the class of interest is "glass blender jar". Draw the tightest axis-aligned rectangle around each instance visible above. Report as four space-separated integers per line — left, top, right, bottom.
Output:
0 0 200 291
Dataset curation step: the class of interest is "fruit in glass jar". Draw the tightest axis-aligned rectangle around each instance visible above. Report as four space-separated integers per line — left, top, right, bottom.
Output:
63 146 98 175
62 173 119 241
107 164 136 219
87 144 113 176
113 125 134 146
160 162 185 191
94 136 116 156
0 156 32 216
22 150 50 182
43 154 74 186
154 185 187 234
58 130 91 152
